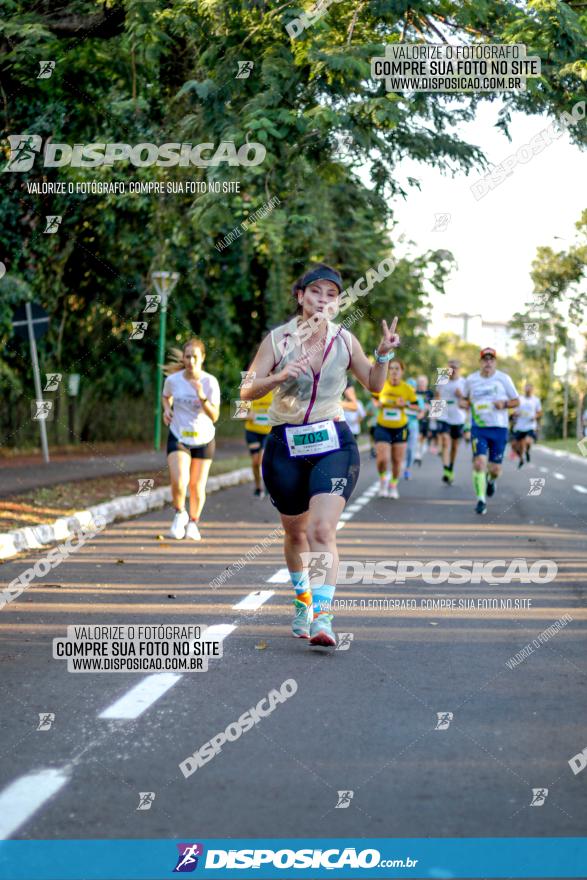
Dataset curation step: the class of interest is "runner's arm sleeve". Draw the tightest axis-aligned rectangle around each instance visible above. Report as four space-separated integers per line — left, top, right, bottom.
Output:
503 375 519 404
162 376 173 404
210 377 221 407
240 334 285 400
459 378 471 407
406 387 419 413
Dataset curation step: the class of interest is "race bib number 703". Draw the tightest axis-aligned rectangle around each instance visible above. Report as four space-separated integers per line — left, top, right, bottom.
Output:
285 420 340 457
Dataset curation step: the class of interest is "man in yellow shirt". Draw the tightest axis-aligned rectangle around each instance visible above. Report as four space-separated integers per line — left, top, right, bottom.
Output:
374 359 417 498
244 390 273 497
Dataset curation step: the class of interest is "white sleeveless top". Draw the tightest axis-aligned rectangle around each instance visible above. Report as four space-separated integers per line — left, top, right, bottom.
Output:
267 316 353 426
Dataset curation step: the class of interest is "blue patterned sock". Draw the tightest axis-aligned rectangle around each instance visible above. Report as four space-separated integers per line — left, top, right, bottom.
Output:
312 584 335 617
290 570 310 598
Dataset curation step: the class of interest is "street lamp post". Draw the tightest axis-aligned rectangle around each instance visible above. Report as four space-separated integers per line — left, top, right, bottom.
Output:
562 340 575 442
151 271 179 450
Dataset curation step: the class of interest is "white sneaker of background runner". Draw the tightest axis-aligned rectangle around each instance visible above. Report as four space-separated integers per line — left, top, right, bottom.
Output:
169 509 189 539
185 521 202 541
389 484 399 500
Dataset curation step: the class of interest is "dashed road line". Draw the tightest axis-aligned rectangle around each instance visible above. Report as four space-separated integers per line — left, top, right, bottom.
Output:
267 568 289 583
0 768 69 839
0 469 379 837
232 590 274 610
98 672 183 720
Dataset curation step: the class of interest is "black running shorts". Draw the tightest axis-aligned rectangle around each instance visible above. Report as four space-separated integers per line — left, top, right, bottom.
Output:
436 421 464 439
167 430 215 460
373 424 408 444
262 421 360 516
245 429 269 453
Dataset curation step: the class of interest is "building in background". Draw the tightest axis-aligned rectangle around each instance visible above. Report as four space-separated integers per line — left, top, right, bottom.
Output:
440 312 517 355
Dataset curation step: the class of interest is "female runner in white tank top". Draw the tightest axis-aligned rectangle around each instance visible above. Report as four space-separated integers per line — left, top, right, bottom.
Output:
162 337 221 541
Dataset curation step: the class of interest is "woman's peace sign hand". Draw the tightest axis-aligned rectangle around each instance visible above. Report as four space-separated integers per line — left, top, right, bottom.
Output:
376 317 400 356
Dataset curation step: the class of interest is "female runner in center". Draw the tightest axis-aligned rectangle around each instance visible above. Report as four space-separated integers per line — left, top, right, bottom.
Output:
240 263 400 647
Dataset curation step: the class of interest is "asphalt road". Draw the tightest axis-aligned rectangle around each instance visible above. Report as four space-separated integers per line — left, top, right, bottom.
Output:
0 443 585 851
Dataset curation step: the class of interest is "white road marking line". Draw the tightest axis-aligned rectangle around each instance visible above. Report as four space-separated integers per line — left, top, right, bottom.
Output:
553 472 566 480
0 768 69 839
345 505 361 513
266 568 290 583
99 673 182 720
232 591 274 610
573 485 587 494
539 467 549 474
339 512 353 520
199 624 236 642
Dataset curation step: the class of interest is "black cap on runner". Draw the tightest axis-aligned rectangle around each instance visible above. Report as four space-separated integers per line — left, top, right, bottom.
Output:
299 266 343 293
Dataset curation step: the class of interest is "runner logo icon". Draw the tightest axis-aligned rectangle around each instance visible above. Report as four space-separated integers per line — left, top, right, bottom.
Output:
432 212 451 232
143 294 161 313
435 712 453 730
136 792 155 811
429 399 447 417
523 322 539 341
236 61 253 78
44 215 62 233
173 843 204 872
3 135 42 171
37 712 55 730
37 60 55 79
32 400 53 420
530 788 548 806
232 399 251 419
336 632 354 652
44 373 62 391
299 551 333 588
330 477 348 495
129 322 148 340
335 790 354 808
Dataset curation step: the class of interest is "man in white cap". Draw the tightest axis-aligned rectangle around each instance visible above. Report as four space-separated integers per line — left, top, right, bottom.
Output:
434 358 467 484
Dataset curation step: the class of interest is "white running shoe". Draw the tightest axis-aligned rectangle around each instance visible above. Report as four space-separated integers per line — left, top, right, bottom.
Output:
378 482 389 498
389 484 399 499
185 521 202 541
169 509 189 539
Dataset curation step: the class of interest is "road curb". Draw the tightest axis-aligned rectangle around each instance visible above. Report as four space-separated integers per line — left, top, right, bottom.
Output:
0 467 254 561
537 444 587 466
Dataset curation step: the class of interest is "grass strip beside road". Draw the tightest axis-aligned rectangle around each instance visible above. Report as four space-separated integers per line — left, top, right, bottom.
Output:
539 438 586 456
0 455 250 533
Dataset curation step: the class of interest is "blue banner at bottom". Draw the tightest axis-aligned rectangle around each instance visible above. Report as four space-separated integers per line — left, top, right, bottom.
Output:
0 838 585 879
